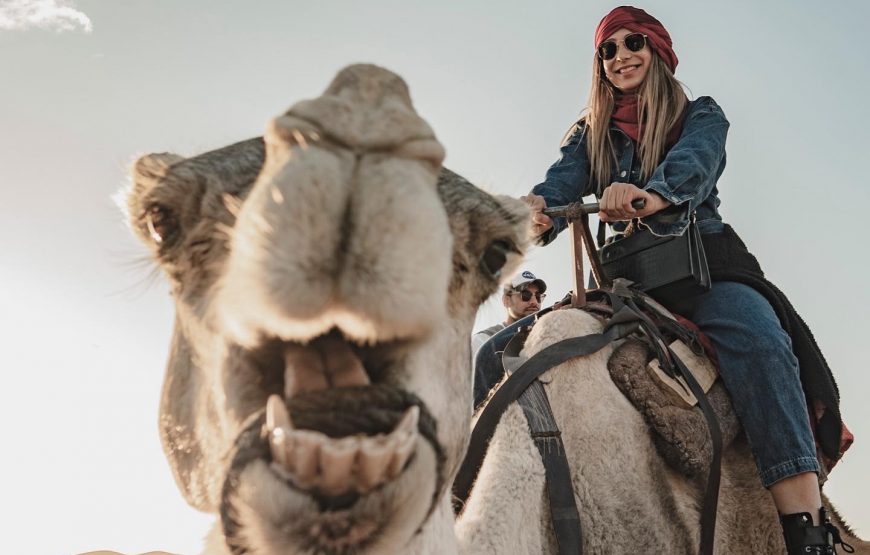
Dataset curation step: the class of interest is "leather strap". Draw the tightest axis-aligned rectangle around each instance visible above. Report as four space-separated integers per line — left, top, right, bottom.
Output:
621 293 722 555
671 349 722 555
453 321 639 510
506 328 583 553
518 379 583 555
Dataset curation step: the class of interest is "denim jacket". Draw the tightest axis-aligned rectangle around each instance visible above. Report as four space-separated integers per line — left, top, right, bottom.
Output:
532 96 729 242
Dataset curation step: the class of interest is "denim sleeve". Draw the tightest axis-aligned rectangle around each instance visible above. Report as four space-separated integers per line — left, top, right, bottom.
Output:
644 97 729 213
530 125 593 244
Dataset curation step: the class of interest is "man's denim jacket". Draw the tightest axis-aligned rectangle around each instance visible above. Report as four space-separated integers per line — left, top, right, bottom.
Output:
532 96 729 243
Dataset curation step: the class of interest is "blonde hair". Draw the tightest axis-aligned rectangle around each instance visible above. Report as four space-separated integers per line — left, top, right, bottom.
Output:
580 52 687 194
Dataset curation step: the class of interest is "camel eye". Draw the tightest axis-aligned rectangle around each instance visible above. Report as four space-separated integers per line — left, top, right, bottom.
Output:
144 203 179 247
480 240 513 280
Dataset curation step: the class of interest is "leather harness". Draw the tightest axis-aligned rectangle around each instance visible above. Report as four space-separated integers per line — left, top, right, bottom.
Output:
455 202 723 555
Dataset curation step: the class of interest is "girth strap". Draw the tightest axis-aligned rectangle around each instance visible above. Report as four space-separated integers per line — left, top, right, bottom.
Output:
518 377 583 554
453 320 639 511
670 346 723 555
506 327 583 555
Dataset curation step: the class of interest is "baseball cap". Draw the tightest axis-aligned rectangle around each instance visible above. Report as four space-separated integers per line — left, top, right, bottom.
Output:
505 270 547 293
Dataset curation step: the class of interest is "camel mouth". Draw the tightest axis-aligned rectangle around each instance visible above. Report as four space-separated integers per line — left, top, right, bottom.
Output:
264 385 426 500
231 327 443 496
246 328 412 401
220 386 444 554
218 324 447 552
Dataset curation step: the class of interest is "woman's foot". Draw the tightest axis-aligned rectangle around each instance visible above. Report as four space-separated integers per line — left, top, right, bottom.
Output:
780 507 854 554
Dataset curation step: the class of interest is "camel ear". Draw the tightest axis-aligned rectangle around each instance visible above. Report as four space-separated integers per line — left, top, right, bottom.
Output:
132 152 185 182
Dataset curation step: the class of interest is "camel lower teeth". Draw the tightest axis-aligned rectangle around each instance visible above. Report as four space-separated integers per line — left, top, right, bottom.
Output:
264 395 420 495
320 437 358 495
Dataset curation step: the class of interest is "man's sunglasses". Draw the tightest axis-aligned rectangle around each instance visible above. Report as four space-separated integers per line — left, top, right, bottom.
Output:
597 32 648 61
510 290 546 302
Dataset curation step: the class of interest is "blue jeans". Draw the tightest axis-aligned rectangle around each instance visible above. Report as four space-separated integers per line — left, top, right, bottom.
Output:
679 281 820 487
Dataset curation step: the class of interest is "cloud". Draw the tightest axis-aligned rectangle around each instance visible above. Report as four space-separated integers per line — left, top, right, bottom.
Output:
0 0 93 33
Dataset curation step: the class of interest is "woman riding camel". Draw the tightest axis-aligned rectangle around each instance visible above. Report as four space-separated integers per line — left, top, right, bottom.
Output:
523 6 852 553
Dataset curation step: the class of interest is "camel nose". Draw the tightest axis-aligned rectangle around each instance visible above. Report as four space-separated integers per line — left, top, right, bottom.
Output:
269 64 443 159
219 65 451 347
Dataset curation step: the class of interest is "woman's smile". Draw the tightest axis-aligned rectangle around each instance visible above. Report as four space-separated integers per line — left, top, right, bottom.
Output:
615 64 641 75
602 27 652 92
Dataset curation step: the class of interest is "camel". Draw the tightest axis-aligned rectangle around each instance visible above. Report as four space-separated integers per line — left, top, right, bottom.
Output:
123 64 867 554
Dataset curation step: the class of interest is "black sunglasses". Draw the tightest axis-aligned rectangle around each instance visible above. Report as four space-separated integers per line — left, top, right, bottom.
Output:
597 32 648 61
511 289 546 302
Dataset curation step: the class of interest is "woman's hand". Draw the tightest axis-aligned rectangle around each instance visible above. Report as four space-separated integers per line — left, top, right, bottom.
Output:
599 182 671 222
520 193 553 236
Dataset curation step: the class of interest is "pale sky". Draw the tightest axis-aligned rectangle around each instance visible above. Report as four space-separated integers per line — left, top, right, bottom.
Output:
1 1 867 554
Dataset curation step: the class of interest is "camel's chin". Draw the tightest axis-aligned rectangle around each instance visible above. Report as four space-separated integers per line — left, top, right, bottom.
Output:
222 438 439 555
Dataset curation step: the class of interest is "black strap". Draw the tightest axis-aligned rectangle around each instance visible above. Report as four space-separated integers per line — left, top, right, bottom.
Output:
506 328 583 554
671 349 722 555
518 379 583 555
473 310 552 409
620 293 723 555
453 321 638 510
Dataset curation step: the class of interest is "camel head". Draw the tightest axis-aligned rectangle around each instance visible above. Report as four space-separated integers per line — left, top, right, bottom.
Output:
124 64 530 554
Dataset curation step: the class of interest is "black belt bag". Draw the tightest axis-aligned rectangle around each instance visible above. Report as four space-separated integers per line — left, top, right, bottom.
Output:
599 216 711 306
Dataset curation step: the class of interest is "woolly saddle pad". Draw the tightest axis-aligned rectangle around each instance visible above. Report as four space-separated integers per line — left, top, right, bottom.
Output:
607 338 741 478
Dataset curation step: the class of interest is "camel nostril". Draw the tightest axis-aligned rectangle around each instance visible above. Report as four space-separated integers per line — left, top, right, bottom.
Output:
392 137 445 172
266 115 322 149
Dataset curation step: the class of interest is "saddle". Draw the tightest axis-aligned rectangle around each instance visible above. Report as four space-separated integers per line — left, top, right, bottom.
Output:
608 337 741 478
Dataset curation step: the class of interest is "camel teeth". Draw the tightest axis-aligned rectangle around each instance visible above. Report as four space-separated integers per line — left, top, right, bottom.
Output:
267 405 420 494
266 394 292 433
291 430 324 489
284 344 328 397
357 435 392 492
395 406 419 437
387 431 416 479
319 436 360 496
269 427 289 469
385 407 419 478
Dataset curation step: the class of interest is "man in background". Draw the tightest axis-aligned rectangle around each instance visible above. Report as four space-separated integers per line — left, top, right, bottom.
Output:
471 270 547 359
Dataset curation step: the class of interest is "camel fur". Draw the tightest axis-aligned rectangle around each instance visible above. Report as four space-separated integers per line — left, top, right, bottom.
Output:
121 64 868 554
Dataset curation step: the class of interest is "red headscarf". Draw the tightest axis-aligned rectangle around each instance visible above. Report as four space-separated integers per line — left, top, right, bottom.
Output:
596 6 683 148
594 6 678 73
